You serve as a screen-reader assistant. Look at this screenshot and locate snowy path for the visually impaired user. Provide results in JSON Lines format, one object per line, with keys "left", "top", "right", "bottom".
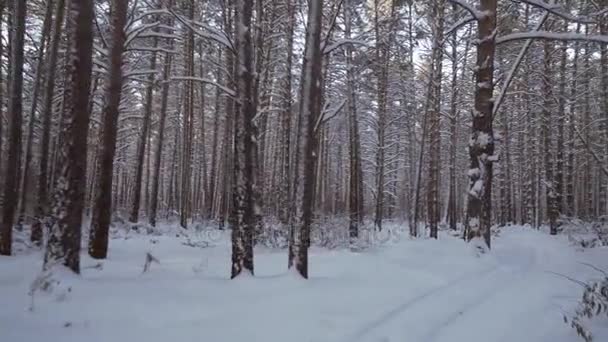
{"left": 1, "top": 226, "right": 607, "bottom": 342}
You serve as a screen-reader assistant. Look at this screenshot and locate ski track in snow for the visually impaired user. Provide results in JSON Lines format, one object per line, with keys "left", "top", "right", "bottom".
{"left": 345, "top": 239, "right": 541, "bottom": 342}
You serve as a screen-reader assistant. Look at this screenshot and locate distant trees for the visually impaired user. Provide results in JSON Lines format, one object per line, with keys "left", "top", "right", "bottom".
{"left": 0, "top": 0, "right": 606, "bottom": 272}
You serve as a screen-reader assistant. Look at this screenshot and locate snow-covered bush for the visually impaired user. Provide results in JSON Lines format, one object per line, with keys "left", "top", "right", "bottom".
{"left": 565, "top": 275, "right": 608, "bottom": 342}
{"left": 562, "top": 218, "right": 608, "bottom": 249}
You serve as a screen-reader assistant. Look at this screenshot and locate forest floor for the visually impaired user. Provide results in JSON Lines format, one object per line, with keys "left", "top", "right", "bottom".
{"left": 1, "top": 224, "right": 607, "bottom": 342}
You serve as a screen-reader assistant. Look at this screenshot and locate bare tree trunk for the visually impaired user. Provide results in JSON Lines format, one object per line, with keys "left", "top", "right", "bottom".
{"left": 279, "top": 0, "right": 295, "bottom": 225}
{"left": 427, "top": 0, "right": 444, "bottom": 239}
{"left": 44, "top": 0, "right": 94, "bottom": 273}
{"left": 373, "top": 0, "right": 396, "bottom": 231}
{"left": 345, "top": 0, "right": 362, "bottom": 239}
{"left": 542, "top": 29, "right": 558, "bottom": 235}
{"left": 149, "top": 0, "right": 174, "bottom": 227}
{"left": 0, "top": 0, "right": 26, "bottom": 255}
{"left": 179, "top": 0, "right": 195, "bottom": 229}
{"left": 601, "top": 2, "right": 608, "bottom": 217}
{"left": 88, "top": 0, "right": 129, "bottom": 259}
{"left": 207, "top": 47, "right": 222, "bottom": 219}
{"left": 289, "top": 0, "right": 323, "bottom": 278}
{"left": 0, "top": 2, "right": 5, "bottom": 195}
{"left": 231, "top": 0, "right": 257, "bottom": 278}
{"left": 129, "top": 38, "right": 158, "bottom": 224}
{"left": 464, "top": 0, "right": 496, "bottom": 249}
{"left": 566, "top": 23, "right": 581, "bottom": 217}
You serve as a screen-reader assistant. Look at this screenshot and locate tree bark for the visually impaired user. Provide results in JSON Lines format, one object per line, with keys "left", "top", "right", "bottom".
{"left": 44, "top": 0, "right": 95, "bottom": 273}
{"left": 465, "top": 0, "right": 496, "bottom": 249}
{"left": 288, "top": 0, "right": 323, "bottom": 279}
{"left": 88, "top": 0, "right": 129, "bottom": 259}
{"left": 0, "top": 0, "right": 26, "bottom": 255}
{"left": 231, "top": 0, "right": 257, "bottom": 278}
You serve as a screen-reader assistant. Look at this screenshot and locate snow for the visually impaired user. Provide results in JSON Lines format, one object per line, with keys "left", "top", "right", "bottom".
{"left": 1, "top": 225, "right": 607, "bottom": 342}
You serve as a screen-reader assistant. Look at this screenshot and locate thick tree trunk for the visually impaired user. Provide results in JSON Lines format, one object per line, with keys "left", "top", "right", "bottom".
{"left": 465, "top": 0, "right": 496, "bottom": 249}
{"left": 44, "top": 0, "right": 94, "bottom": 273}
{"left": 289, "top": 0, "right": 323, "bottom": 278}
{"left": 231, "top": 0, "right": 257, "bottom": 278}
{"left": 88, "top": 0, "right": 129, "bottom": 259}
{"left": 0, "top": 0, "right": 26, "bottom": 255}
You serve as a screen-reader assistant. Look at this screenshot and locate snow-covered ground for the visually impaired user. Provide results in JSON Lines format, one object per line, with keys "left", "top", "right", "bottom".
{"left": 1, "top": 225, "right": 607, "bottom": 342}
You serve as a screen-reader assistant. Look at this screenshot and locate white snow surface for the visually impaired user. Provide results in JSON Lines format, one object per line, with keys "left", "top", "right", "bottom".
{"left": 1, "top": 225, "right": 607, "bottom": 342}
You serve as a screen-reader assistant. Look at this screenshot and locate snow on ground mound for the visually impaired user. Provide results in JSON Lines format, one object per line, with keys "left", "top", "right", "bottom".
{"left": 1, "top": 225, "right": 607, "bottom": 342}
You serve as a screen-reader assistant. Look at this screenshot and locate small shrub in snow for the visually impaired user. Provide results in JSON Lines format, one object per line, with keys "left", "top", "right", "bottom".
{"left": 142, "top": 252, "right": 160, "bottom": 273}
{"left": 28, "top": 266, "right": 76, "bottom": 311}
{"left": 565, "top": 274, "right": 608, "bottom": 342}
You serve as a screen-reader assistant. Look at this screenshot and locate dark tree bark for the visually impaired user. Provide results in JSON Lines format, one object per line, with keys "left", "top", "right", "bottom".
{"left": 44, "top": 0, "right": 95, "bottom": 273}
{"left": 427, "top": 0, "right": 444, "bottom": 239}
{"left": 345, "top": 0, "right": 362, "bottom": 239}
{"left": 288, "top": 0, "right": 323, "bottom": 278}
{"left": 179, "top": 0, "right": 195, "bottom": 229}
{"left": 88, "top": 0, "right": 130, "bottom": 259}
{"left": 231, "top": 0, "right": 257, "bottom": 278}
{"left": 464, "top": 0, "right": 496, "bottom": 249}
{"left": 0, "top": 0, "right": 26, "bottom": 256}
{"left": 149, "top": 0, "right": 174, "bottom": 227}
{"left": 542, "top": 32, "right": 558, "bottom": 235}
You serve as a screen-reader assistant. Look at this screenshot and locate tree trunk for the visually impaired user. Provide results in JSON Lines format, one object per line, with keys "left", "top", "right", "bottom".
{"left": 231, "top": 0, "right": 257, "bottom": 278}
{"left": 465, "top": 0, "right": 496, "bottom": 249}
{"left": 179, "top": 0, "right": 195, "bottom": 229}
{"left": 44, "top": 0, "right": 94, "bottom": 273}
{"left": 129, "top": 38, "right": 158, "bottom": 224}
{"left": 288, "top": 0, "right": 323, "bottom": 279}
{"left": 279, "top": 0, "right": 295, "bottom": 225}
{"left": 427, "top": 0, "right": 444, "bottom": 239}
{"left": 0, "top": 0, "right": 26, "bottom": 255}
{"left": 149, "top": 0, "right": 174, "bottom": 227}
{"left": 88, "top": 0, "right": 129, "bottom": 259}
{"left": 345, "top": 0, "right": 362, "bottom": 240}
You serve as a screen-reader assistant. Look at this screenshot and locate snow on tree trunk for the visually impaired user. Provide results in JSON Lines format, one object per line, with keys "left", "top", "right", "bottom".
{"left": 231, "top": 0, "right": 257, "bottom": 278}
{"left": 465, "top": 0, "right": 497, "bottom": 249}
{"left": 44, "top": 0, "right": 95, "bottom": 273}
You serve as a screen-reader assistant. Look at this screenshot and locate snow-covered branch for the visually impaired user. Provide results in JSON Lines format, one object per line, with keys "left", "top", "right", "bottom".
{"left": 447, "top": 0, "right": 482, "bottom": 20}
{"left": 496, "top": 31, "right": 608, "bottom": 45}
{"left": 323, "top": 39, "right": 369, "bottom": 54}
{"left": 169, "top": 76, "right": 236, "bottom": 98}
{"left": 515, "top": 0, "right": 596, "bottom": 24}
